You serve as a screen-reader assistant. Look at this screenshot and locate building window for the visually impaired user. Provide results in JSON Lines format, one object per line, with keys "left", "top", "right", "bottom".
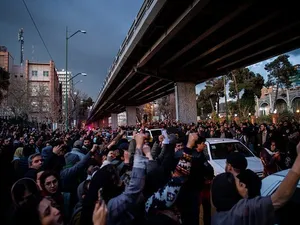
{"left": 32, "top": 70, "right": 38, "bottom": 76}
{"left": 20, "top": 74, "right": 23, "bottom": 78}
{"left": 43, "top": 71, "right": 49, "bottom": 77}
{"left": 14, "top": 75, "right": 17, "bottom": 78}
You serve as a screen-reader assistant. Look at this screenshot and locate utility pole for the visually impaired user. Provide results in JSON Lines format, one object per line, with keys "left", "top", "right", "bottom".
{"left": 18, "top": 28, "right": 24, "bottom": 65}
{"left": 65, "top": 26, "right": 69, "bottom": 131}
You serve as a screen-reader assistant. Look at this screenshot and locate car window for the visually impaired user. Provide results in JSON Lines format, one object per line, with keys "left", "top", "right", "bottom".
{"left": 209, "top": 142, "right": 254, "bottom": 159}
{"left": 127, "top": 131, "right": 133, "bottom": 136}
{"left": 150, "top": 130, "right": 162, "bottom": 138}
{"left": 203, "top": 145, "right": 210, "bottom": 160}
{"left": 273, "top": 187, "right": 300, "bottom": 225}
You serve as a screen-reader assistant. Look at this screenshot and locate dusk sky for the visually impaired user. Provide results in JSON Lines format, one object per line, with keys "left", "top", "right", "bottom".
{"left": 1, "top": 0, "right": 300, "bottom": 101}
{"left": 0, "top": 0, "right": 143, "bottom": 100}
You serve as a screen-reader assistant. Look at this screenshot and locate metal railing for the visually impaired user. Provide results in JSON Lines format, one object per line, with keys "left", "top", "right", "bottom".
{"left": 91, "top": 0, "right": 155, "bottom": 112}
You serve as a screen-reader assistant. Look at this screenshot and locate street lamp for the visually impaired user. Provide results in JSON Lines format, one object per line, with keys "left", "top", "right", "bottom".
{"left": 73, "top": 79, "right": 83, "bottom": 86}
{"left": 68, "top": 72, "right": 87, "bottom": 82}
{"left": 65, "top": 27, "right": 86, "bottom": 130}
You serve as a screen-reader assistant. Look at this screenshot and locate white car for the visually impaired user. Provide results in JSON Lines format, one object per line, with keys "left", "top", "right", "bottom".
{"left": 126, "top": 130, "right": 134, "bottom": 141}
{"left": 138, "top": 128, "right": 162, "bottom": 143}
{"left": 204, "top": 138, "right": 264, "bottom": 177}
{"left": 261, "top": 169, "right": 300, "bottom": 223}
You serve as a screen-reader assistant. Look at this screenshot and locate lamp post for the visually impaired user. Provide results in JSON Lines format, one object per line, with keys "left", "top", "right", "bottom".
{"left": 65, "top": 27, "right": 86, "bottom": 131}
{"left": 65, "top": 72, "right": 87, "bottom": 130}
{"left": 73, "top": 79, "right": 83, "bottom": 86}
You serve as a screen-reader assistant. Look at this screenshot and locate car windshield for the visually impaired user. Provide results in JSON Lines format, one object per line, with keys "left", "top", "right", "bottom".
{"left": 150, "top": 130, "right": 162, "bottom": 137}
{"left": 209, "top": 142, "right": 254, "bottom": 159}
{"left": 127, "top": 131, "right": 133, "bottom": 136}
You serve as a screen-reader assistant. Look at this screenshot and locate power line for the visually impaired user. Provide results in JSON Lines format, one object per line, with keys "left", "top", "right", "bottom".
{"left": 21, "top": 0, "right": 53, "bottom": 61}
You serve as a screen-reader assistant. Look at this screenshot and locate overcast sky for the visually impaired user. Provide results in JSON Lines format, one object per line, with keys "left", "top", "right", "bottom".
{"left": 1, "top": 0, "right": 300, "bottom": 100}
{"left": 0, "top": 0, "right": 143, "bottom": 100}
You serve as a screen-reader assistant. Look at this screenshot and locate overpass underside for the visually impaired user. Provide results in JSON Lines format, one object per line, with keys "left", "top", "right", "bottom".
{"left": 89, "top": 0, "right": 300, "bottom": 123}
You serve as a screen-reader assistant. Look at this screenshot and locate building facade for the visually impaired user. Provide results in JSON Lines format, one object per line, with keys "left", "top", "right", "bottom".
{"left": 0, "top": 46, "right": 13, "bottom": 73}
{"left": 255, "top": 86, "right": 300, "bottom": 116}
{"left": 57, "top": 69, "right": 73, "bottom": 117}
{"left": 25, "top": 60, "right": 62, "bottom": 123}
{"left": 291, "top": 64, "right": 300, "bottom": 87}
{"left": 0, "top": 46, "right": 14, "bottom": 118}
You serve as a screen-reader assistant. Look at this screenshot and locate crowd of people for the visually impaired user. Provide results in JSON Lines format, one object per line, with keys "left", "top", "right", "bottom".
{"left": 0, "top": 118, "right": 300, "bottom": 225}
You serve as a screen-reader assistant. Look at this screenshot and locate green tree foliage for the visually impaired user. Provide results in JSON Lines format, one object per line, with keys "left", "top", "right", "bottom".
{"left": 197, "top": 78, "right": 224, "bottom": 115}
{"left": 229, "top": 68, "right": 264, "bottom": 115}
{"left": 265, "top": 54, "right": 296, "bottom": 112}
{"left": 0, "top": 67, "right": 10, "bottom": 103}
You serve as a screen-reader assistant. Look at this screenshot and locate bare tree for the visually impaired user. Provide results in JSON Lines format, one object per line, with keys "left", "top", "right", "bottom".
{"left": 7, "top": 78, "right": 30, "bottom": 118}
{"left": 156, "top": 94, "right": 176, "bottom": 120}
{"left": 69, "top": 89, "right": 88, "bottom": 126}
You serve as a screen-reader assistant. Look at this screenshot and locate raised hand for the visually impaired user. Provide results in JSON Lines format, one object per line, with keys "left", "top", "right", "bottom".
{"left": 93, "top": 201, "right": 107, "bottom": 225}
{"left": 187, "top": 132, "right": 198, "bottom": 148}
{"left": 91, "top": 144, "right": 98, "bottom": 153}
{"left": 124, "top": 150, "right": 130, "bottom": 164}
{"left": 143, "top": 144, "right": 152, "bottom": 160}
{"left": 53, "top": 145, "right": 63, "bottom": 156}
{"left": 135, "top": 133, "right": 146, "bottom": 150}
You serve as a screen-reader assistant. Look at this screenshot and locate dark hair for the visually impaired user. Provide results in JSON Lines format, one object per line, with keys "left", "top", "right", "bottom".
{"left": 10, "top": 179, "right": 42, "bottom": 225}
{"left": 212, "top": 172, "right": 242, "bottom": 212}
{"left": 83, "top": 137, "right": 90, "bottom": 142}
{"left": 236, "top": 169, "right": 262, "bottom": 198}
{"left": 195, "top": 136, "right": 206, "bottom": 145}
{"left": 23, "top": 145, "right": 36, "bottom": 157}
{"left": 11, "top": 178, "right": 40, "bottom": 207}
{"left": 39, "top": 171, "right": 59, "bottom": 193}
{"left": 226, "top": 152, "right": 248, "bottom": 171}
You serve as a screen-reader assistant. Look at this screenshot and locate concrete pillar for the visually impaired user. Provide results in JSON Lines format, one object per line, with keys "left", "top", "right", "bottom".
{"left": 126, "top": 106, "right": 136, "bottom": 126}
{"left": 111, "top": 113, "right": 118, "bottom": 130}
{"left": 286, "top": 89, "right": 292, "bottom": 111}
{"left": 101, "top": 117, "right": 109, "bottom": 128}
{"left": 175, "top": 82, "right": 197, "bottom": 124}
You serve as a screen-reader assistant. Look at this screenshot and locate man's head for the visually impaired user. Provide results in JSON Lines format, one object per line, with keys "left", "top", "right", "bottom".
{"left": 83, "top": 138, "right": 91, "bottom": 149}
{"left": 73, "top": 140, "right": 83, "bottom": 149}
{"left": 211, "top": 172, "right": 242, "bottom": 212}
{"left": 270, "top": 141, "right": 276, "bottom": 152}
{"left": 195, "top": 136, "right": 206, "bottom": 152}
{"left": 28, "top": 153, "right": 43, "bottom": 170}
{"left": 260, "top": 124, "right": 266, "bottom": 132}
{"left": 29, "top": 138, "right": 35, "bottom": 145}
{"left": 236, "top": 169, "right": 262, "bottom": 199}
{"left": 19, "top": 136, "right": 25, "bottom": 143}
{"left": 3, "top": 138, "right": 10, "bottom": 146}
{"left": 225, "top": 152, "right": 247, "bottom": 176}
{"left": 175, "top": 141, "right": 184, "bottom": 152}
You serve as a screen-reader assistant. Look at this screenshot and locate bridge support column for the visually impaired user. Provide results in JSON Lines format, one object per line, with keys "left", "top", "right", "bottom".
{"left": 126, "top": 106, "right": 136, "bottom": 126}
{"left": 111, "top": 113, "right": 118, "bottom": 130}
{"left": 101, "top": 117, "right": 109, "bottom": 128}
{"left": 175, "top": 82, "right": 197, "bottom": 124}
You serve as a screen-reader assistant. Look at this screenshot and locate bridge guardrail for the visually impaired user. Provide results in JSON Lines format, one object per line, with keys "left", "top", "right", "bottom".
{"left": 91, "top": 0, "right": 155, "bottom": 112}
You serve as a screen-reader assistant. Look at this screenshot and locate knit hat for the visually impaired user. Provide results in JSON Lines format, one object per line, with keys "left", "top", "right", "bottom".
{"left": 226, "top": 152, "right": 248, "bottom": 171}
{"left": 65, "top": 152, "right": 80, "bottom": 166}
{"left": 211, "top": 172, "right": 242, "bottom": 212}
{"left": 236, "top": 169, "right": 261, "bottom": 198}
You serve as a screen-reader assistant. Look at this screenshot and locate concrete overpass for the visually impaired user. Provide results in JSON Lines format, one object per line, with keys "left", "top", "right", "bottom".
{"left": 87, "top": 0, "right": 300, "bottom": 127}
